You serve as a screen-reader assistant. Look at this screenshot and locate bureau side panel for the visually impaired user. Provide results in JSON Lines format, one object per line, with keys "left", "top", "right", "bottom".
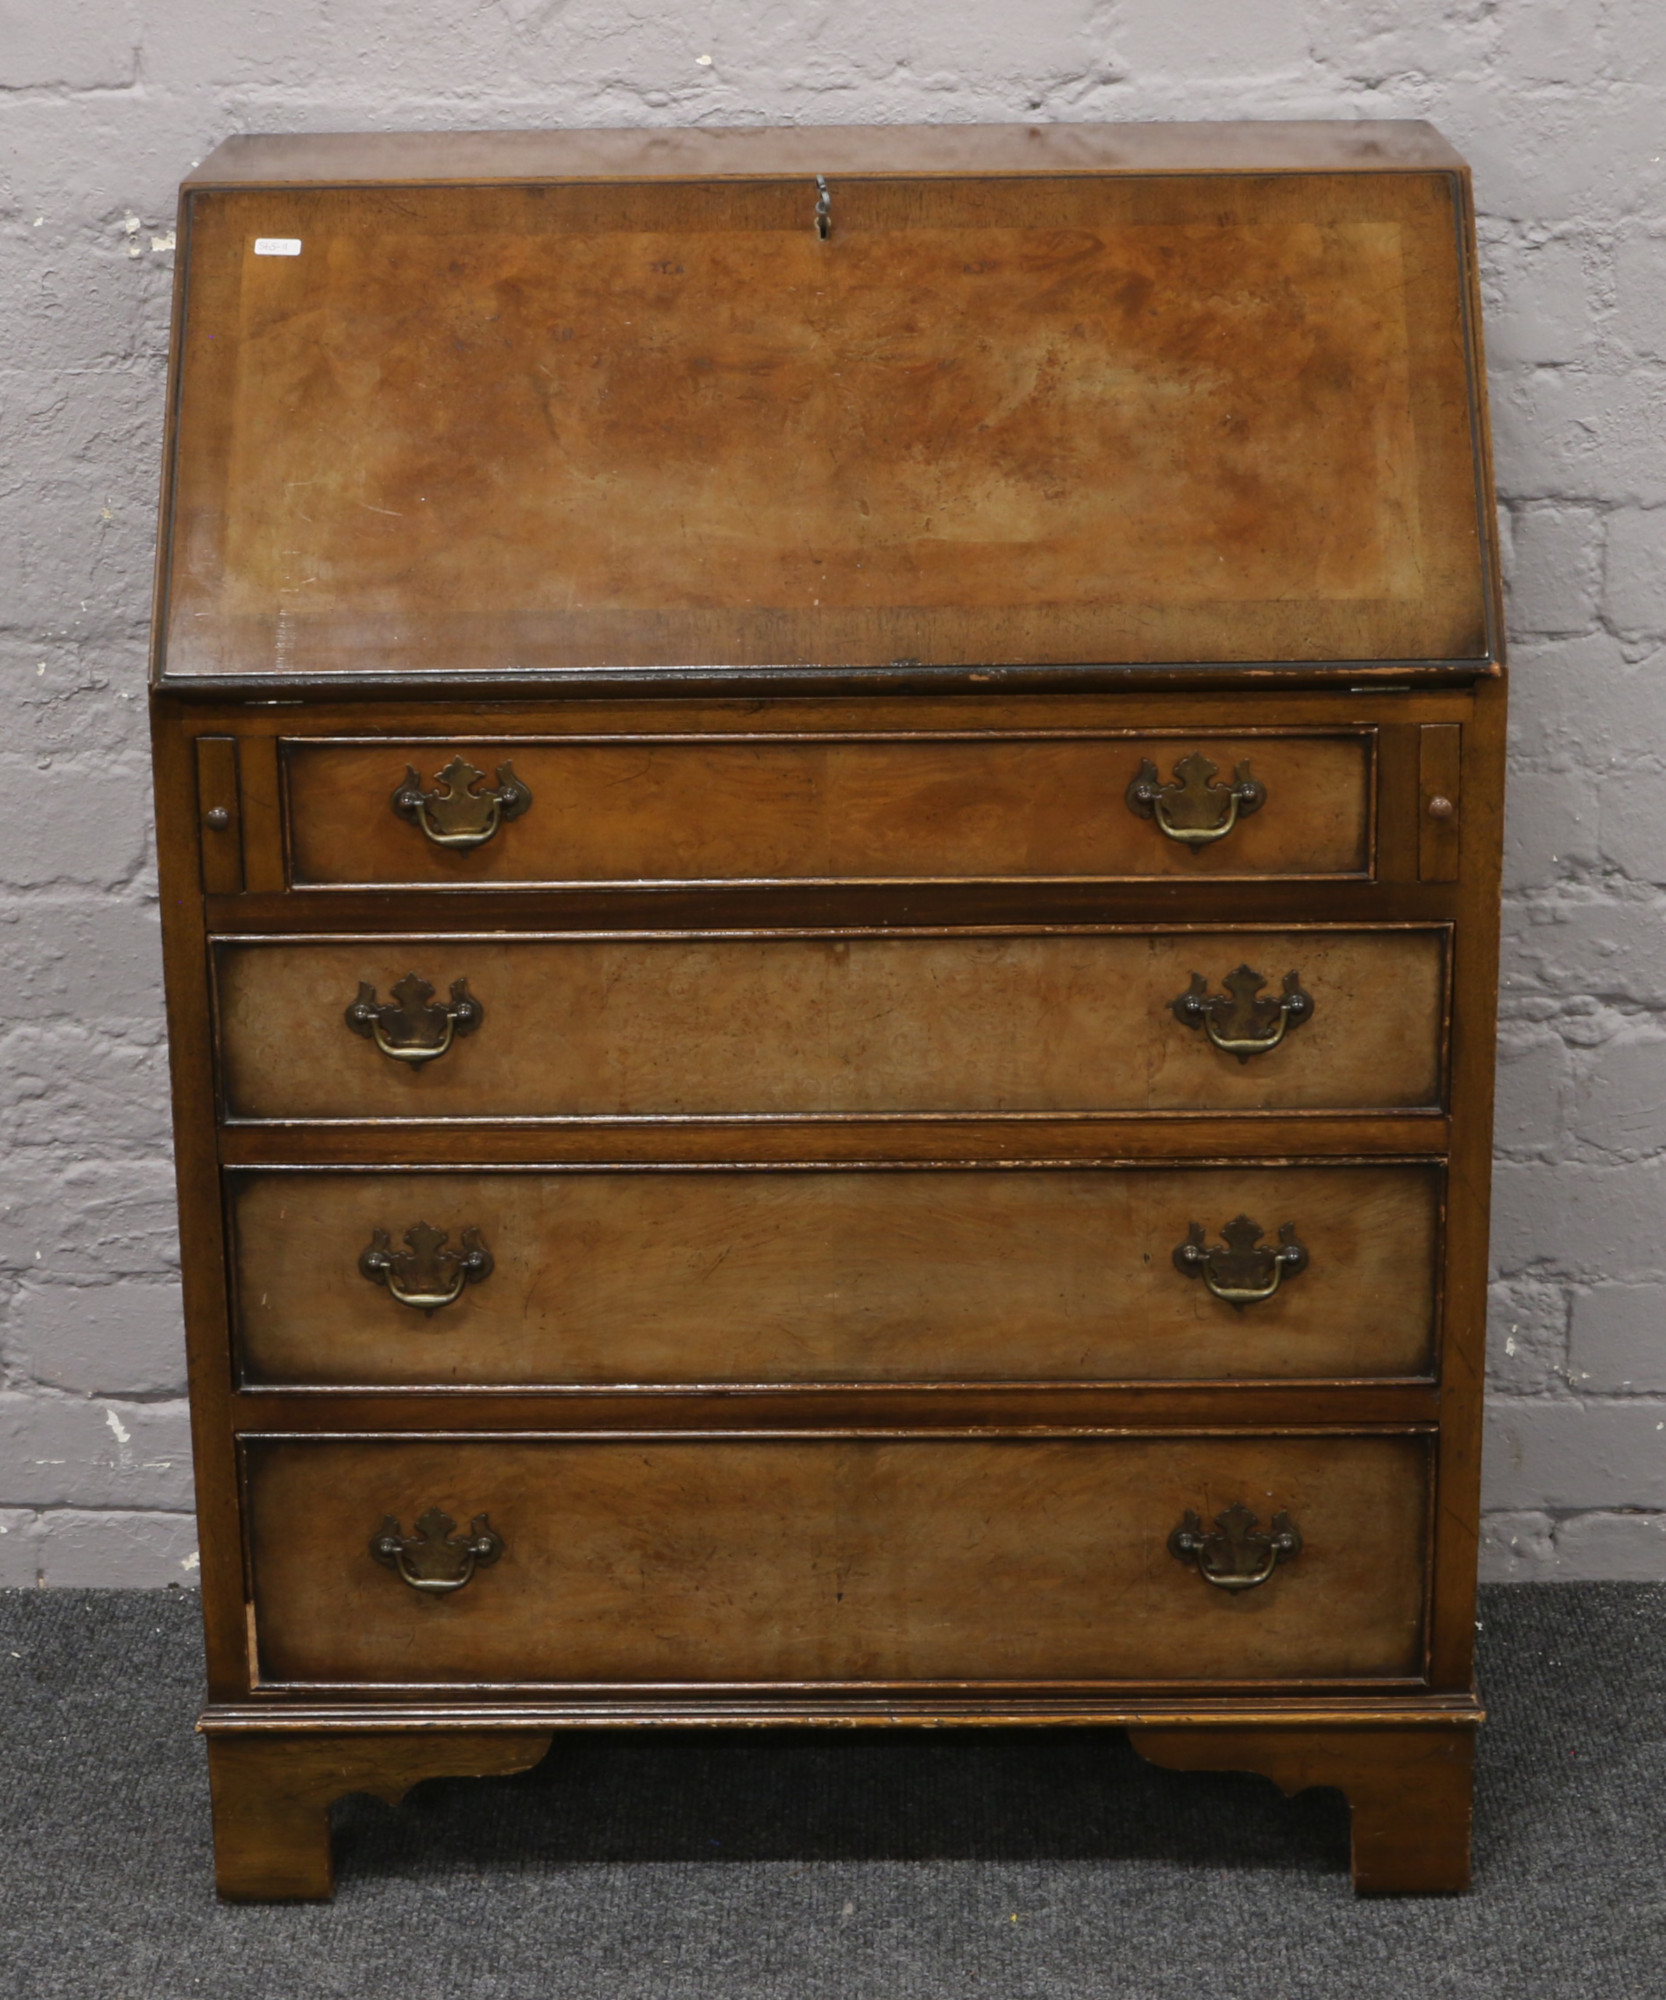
{"left": 1426, "top": 673, "right": 1504, "bottom": 1687}
{"left": 149, "top": 705, "right": 249, "bottom": 1694}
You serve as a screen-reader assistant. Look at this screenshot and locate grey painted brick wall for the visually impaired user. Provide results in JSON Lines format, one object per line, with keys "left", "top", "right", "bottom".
{"left": 2, "top": 1, "right": 1664, "bottom": 1586}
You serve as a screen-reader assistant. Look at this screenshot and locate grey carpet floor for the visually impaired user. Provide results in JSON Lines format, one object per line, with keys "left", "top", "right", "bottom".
{"left": 2, "top": 1585, "right": 1662, "bottom": 1999}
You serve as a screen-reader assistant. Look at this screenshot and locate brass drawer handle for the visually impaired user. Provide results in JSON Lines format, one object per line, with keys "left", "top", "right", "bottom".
{"left": 1126, "top": 752, "right": 1265, "bottom": 848}
{"left": 371, "top": 1508, "right": 504, "bottom": 1595}
{"left": 392, "top": 755, "right": 533, "bottom": 851}
{"left": 360, "top": 1222, "right": 493, "bottom": 1314}
{"left": 1170, "top": 963, "right": 1313, "bottom": 1061}
{"left": 345, "top": 972, "right": 483, "bottom": 1065}
{"left": 1168, "top": 1503, "right": 1302, "bottom": 1593}
{"left": 1174, "top": 1215, "right": 1308, "bottom": 1306}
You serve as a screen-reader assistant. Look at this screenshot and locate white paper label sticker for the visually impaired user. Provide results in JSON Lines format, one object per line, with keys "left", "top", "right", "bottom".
{"left": 253, "top": 237, "right": 302, "bottom": 256}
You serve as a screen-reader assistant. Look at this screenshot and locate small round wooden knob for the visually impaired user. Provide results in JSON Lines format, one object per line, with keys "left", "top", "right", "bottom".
{"left": 1426, "top": 795, "right": 1455, "bottom": 820}
{"left": 204, "top": 807, "right": 231, "bottom": 831}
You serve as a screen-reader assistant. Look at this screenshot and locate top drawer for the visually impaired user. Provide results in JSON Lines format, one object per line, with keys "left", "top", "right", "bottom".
{"left": 283, "top": 732, "right": 1373, "bottom": 888}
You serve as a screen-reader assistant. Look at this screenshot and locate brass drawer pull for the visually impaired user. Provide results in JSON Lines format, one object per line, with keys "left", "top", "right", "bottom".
{"left": 1174, "top": 1215, "right": 1308, "bottom": 1306}
{"left": 360, "top": 1222, "right": 493, "bottom": 1314}
{"left": 1170, "top": 963, "right": 1312, "bottom": 1061}
{"left": 345, "top": 972, "right": 482, "bottom": 1065}
{"left": 392, "top": 754, "right": 533, "bottom": 851}
{"left": 1168, "top": 1503, "right": 1302, "bottom": 1593}
{"left": 370, "top": 1508, "right": 504, "bottom": 1595}
{"left": 1126, "top": 751, "right": 1265, "bottom": 848}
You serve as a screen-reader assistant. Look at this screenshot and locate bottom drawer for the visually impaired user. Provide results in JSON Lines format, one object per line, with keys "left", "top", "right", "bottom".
{"left": 244, "top": 1434, "right": 1430, "bottom": 1689}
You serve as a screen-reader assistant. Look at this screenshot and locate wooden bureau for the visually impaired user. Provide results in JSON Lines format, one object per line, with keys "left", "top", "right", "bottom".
{"left": 149, "top": 122, "right": 1504, "bottom": 1899}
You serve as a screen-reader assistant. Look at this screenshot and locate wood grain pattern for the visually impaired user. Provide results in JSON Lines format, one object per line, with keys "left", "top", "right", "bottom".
{"left": 231, "top": 1162, "right": 1440, "bottom": 1386}
{"left": 284, "top": 734, "right": 1372, "bottom": 886}
{"left": 163, "top": 169, "right": 1485, "bottom": 679}
{"left": 214, "top": 928, "right": 1449, "bottom": 1122}
{"left": 244, "top": 1432, "right": 1431, "bottom": 1688}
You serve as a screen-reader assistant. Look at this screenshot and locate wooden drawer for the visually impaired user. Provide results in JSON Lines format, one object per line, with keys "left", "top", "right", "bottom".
{"left": 283, "top": 732, "right": 1373, "bottom": 887}
{"left": 243, "top": 1432, "right": 1431, "bottom": 1688}
{"left": 214, "top": 928, "right": 1448, "bottom": 1122}
{"left": 232, "top": 1162, "right": 1440, "bottom": 1387}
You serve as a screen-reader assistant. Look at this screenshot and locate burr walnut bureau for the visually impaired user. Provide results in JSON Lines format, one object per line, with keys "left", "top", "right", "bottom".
{"left": 148, "top": 122, "right": 1505, "bottom": 1899}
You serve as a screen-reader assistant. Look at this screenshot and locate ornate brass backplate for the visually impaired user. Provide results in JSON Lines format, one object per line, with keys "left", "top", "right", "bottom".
{"left": 344, "top": 972, "right": 483, "bottom": 1065}
{"left": 1170, "top": 963, "right": 1313, "bottom": 1061}
{"left": 370, "top": 1508, "right": 504, "bottom": 1595}
{"left": 391, "top": 755, "right": 533, "bottom": 851}
{"left": 1125, "top": 751, "right": 1266, "bottom": 848}
{"left": 1174, "top": 1214, "right": 1309, "bottom": 1307}
{"left": 1168, "top": 1503, "right": 1303, "bottom": 1592}
{"left": 360, "top": 1222, "right": 493, "bottom": 1314}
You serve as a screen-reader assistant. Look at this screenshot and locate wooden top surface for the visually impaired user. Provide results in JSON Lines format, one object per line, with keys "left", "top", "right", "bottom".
{"left": 157, "top": 125, "right": 1494, "bottom": 688}
{"left": 185, "top": 121, "right": 1469, "bottom": 189}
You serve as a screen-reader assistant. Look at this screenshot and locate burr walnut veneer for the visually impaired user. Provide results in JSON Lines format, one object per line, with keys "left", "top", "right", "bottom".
{"left": 150, "top": 123, "right": 1503, "bottom": 1901}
